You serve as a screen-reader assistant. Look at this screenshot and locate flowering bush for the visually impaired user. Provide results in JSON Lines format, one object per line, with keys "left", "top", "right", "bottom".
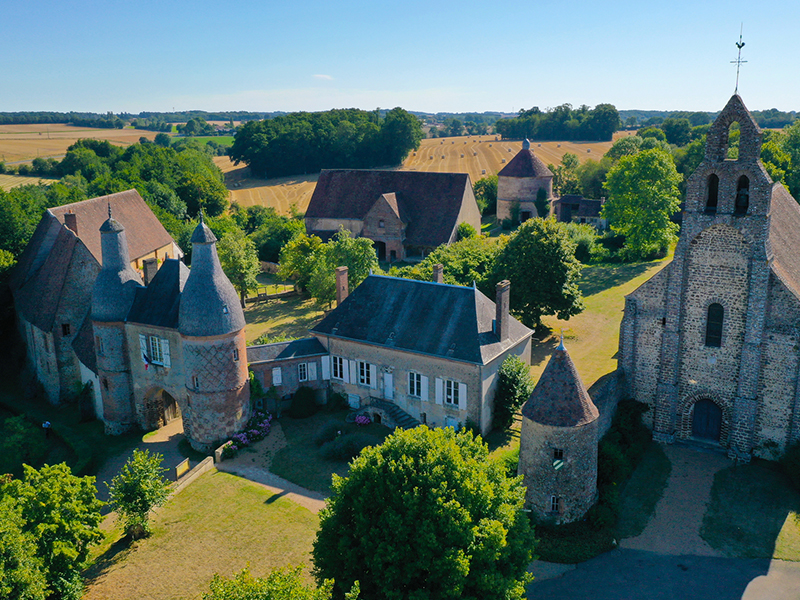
{"left": 221, "top": 442, "right": 238, "bottom": 460}
{"left": 355, "top": 414, "right": 371, "bottom": 426}
{"left": 220, "top": 412, "right": 273, "bottom": 458}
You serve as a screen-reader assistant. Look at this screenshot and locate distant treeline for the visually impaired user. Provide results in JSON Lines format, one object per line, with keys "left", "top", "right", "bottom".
{"left": 495, "top": 104, "right": 621, "bottom": 142}
{"left": 0, "top": 110, "right": 284, "bottom": 127}
{"left": 619, "top": 108, "right": 796, "bottom": 129}
{"left": 0, "top": 112, "right": 124, "bottom": 128}
{"left": 422, "top": 112, "right": 509, "bottom": 126}
{"left": 229, "top": 107, "right": 424, "bottom": 178}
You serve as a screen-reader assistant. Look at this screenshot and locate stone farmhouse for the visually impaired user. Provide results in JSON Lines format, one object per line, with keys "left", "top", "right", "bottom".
{"left": 305, "top": 169, "right": 481, "bottom": 261}
{"left": 249, "top": 268, "right": 533, "bottom": 436}
{"left": 620, "top": 94, "right": 800, "bottom": 461}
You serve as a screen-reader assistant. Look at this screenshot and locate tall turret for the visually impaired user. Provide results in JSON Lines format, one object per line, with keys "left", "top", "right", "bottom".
{"left": 518, "top": 339, "right": 599, "bottom": 523}
{"left": 179, "top": 215, "right": 250, "bottom": 452}
{"left": 92, "top": 205, "right": 143, "bottom": 434}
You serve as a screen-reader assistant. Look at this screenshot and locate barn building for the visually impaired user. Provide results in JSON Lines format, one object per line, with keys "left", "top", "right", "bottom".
{"left": 496, "top": 139, "right": 554, "bottom": 222}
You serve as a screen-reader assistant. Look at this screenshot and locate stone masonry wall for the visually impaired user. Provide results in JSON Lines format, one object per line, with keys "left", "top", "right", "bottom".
{"left": 497, "top": 176, "right": 552, "bottom": 221}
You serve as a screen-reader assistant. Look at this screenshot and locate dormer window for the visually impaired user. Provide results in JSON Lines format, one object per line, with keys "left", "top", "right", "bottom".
{"left": 222, "top": 304, "right": 229, "bottom": 315}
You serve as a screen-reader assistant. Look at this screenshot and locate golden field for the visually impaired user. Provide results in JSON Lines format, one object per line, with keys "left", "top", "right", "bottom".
{"left": 0, "top": 123, "right": 159, "bottom": 163}
{"left": 217, "top": 131, "right": 633, "bottom": 214}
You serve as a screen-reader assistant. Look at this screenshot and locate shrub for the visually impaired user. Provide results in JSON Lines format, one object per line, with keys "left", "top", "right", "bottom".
{"left": 327, "top": 391, "right": 348, "bottom": 411}
{"left": 314, "top": 423, "right": 343, "bottom": 447}
{"left": 493, "top": 354, "right": 535, "bottom": 430}
{"left": 564, "top": 222, "right": 598, "bottom": 263}
{"left": 320, "top": 433, "right": 373, "bottom": 461}
{"left": 456, "top": 222, "right": 477, "bottom": 240}
{"left": 289, "top": 386, "right": 318, "bottom": 419}
{"left": 354, "top": 414, "right": 371, "bottom": 426}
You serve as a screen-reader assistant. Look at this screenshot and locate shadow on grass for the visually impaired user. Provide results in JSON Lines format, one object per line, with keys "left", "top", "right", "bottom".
{"left": 83, "top": 534, "right": 134, "bottom": 582}
{"left": 701, "top": 460, "right": 800, "bottom": 559}
{"left": 578, "top": 262, "right": 655, "bottom": 297}
{"left": 616, "top": 442, "right": 672, "bottom": 539}
{"left": 244, "top": 294, "right": 325, "bottom": 341}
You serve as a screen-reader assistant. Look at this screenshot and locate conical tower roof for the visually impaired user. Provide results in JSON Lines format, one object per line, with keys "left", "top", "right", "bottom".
{"left": 91, "top": 205, "right": 143, "bottom": 322}
{"left": 178, "top": 216, "right": 245, "bottom": 337}
{"left": 498, "top": 143, "right": 553, "bottom": 178}
{"left": 521, "top": 340, "right": 599, "bottom": 427}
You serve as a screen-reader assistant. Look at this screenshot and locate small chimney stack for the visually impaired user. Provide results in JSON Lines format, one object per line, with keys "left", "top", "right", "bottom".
{"left": 495, "top": 280, "right": 511, "bottom": 342}
{"left": 335, "top": 266, "right": 349, "bottom": 306}
{"left": 64, "top": 211, "right": 78, "bottom": 236}
{"left": 432, "top": 263, "right": 444, "bottom": 284}
{"left": 143, "top": 257, "right": 159, "bottom": 286}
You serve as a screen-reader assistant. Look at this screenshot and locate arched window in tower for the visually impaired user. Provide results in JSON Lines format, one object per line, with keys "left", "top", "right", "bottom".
{"left": 726, "top": 121, "right": 741, "bottom": 160}
{"left": 734, "top": 175, "right": 750, "bottom": 216}
{"left": 705, "top": 174, "right": 719, "bottom": 214}
{"left": 705, "top": 303, "right": 724, "bottom": 347}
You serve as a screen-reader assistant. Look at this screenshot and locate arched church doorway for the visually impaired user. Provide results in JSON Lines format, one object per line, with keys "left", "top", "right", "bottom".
{"left": 144, "top": 388, "right": 181, "bottom": 429}
{"left": 692, "top": 399, "right": 722, "bottom": 441}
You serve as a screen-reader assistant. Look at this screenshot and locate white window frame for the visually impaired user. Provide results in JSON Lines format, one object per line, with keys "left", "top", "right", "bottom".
{"left": 358, "top": 360, "right": 371, "bottom": 387}
{"left": 298, "top": 362, "right": 308, "bottom": 382}
{"left": 332, "top": 356, "right": 344, "bottom": 380}
{"left": 149, "top": 336, "right": 163, "bottom": 364}
{"left": 408, "top": 371, "right": 422, "bottom": 398}
{"left": 550, "top": 495, "right": 561, "bottom": 514}
{"left": 444, "top": 379, "right": 459, "bottom": 406}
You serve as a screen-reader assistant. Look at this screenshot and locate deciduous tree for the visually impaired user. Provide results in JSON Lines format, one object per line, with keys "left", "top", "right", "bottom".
{"left": 491, "top": 218, "right": 584, "bottom": 329}
{"left": 313, "top": 426, "right": 534, "bottom": 600}
{"left": 108, "top": 449, "right": 171, "bottom": 540}
{"left": 472, "top": 174, "right": 498, "bottom": 215}
{"left": 493, "top": 354, "right": 535, "bottom": 430}
{"left": 602, "top": 148, "right": 681, "bottom": 260}
{"left": 217, "top": 228, "right": 262, "bottom": 307}
{"left": 0, "top": 492, "right": 47, "bottom": 600}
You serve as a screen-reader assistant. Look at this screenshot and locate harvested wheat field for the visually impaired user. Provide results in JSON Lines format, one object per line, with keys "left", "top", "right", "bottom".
{"left": 0, "top": 123, "right": 160, "bottom": 163}
{"left": 0, "top": 173, "right": 55, "bottom": 191}
{"left": 216, "top": 131, "right": 634, "bottom": 215}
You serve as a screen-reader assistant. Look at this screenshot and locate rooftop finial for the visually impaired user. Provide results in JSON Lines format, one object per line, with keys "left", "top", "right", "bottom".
{"left": 107, "top": 202, "right": 112, "bottom": 220}
{"left": 199, "top": 207, "right": 205, "bottom": 224}
{"left": 731, "top": 24, "right": 747, "bottom": 94}
{"left": 557, "top": 329, "right": 566, "bottom": 351}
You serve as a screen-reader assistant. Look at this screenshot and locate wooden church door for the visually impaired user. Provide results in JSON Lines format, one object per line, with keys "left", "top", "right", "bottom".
{"left": 692, "top": 399, "right": 722, "bottom": 441}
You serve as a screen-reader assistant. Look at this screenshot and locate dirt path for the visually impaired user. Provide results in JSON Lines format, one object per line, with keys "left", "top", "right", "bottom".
{"left": 620, "top": 444, "right": 731, "bottom": 556}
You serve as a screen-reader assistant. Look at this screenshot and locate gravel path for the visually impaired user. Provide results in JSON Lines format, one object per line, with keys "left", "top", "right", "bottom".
{"left": 620, "top": 443, "right": 731, "bottom": 556}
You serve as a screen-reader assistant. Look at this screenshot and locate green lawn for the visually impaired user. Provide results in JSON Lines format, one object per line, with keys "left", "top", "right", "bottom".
{"left": 244, "top": 293, "right": 325, "bottom": 345}
{"left": 173, "top": 135, "right": 234, "bottom": 145}
{"left": 701, "top": 460, "right": 800, "bottom": 560}
{"left": 270, "top": 410, "right": 392, "bottom": 494}
{"left": 84, "top": 469, "right": 320, "bottom": 600}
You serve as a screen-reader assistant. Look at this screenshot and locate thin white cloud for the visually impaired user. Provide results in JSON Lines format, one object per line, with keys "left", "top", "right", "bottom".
{"left": 313, "top": 74, "right": 333, "bottom": 81}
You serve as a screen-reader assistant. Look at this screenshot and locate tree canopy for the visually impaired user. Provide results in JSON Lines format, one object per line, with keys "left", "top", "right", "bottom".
{"left": 495, "top": 103, "right": 620, "bottom": 142}
{"left": 312, "top": 426, "right": 534, "bottom": 600}
{"left": 217, "top": 228, "right": 262, "bottom": 307}
{"left": 493, "top": 354, "right": 535, "bottom": 430}
{"left": 229, "top": 107, "right": 423, "bottom": 178}
{"left": 108, "top": 449, "right": 171, "bottom": 540}
{"left": 602, "top": 148, "right": 681, "bottom": 260}
{"left": 491, "top": 218, "right": 584, "bottom": 329}
{"left": 472, "top": 175, "right": 498, "bottom": 215}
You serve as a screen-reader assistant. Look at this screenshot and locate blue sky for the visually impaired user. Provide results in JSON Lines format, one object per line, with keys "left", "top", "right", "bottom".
{"left": 2, "top": 0, "right": 797, "bottom": 114}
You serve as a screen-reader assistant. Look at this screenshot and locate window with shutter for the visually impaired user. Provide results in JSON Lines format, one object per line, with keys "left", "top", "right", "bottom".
{"left": 408, "top": 372, "right": 422, "bottom": 397}
{"left": 435, "top": 378, "right": 444, "bottom": 405}
{"left": 321, "top": 356, "right": 331, "bottom": 380}
{"left": 421, "top": 375, "right": 429, "bottom": 401}
{"left": 162, "top": 339, "right": 171, "bottom": 368}
{"left": 272, "top": 367, "right": 282, "bottom": 386}
{"left": 308, "top": 362, "right": 317, "bottom": 380}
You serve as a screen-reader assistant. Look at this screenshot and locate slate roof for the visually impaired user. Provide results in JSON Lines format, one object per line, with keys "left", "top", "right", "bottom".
{"left": 768, "top": 182, "right": 800, "bottom": 300}
{"left": 498, "top": 146, "right": 553, "bottom": 178}
{"left": 311, "top": 275, "right": 532, "bottom": 365}
{"left": 72, "top": 314, "right": 97, "bottom": 373}
{"left": 127, "top": 259, "right": 189, "bottom": 328}
{"left": 306, "top": 170, "right": 473, "bottom": 247}
{"left": 49, "top": 189, "right": 176, "bottom": 262}
{"left": 521, "top": 342, "right": 599, "bottom": 427}
{"left": 553, "top": 195, "right": 604, "bottom": 219}
{"left": 179, "top": 221, "right": 246, "bottom": 337}
{"left": 247, "top": 338, "right": 328, "bottom": 363}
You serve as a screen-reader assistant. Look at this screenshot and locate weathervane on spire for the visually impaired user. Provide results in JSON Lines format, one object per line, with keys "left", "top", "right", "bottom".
{"left": 731, "top": 24, "right": 746, "bottom": 94}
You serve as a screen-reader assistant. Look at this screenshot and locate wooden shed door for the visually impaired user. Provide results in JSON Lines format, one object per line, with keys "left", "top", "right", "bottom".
{"left": 692, "top": 399, "right": 722, "bottom": 441}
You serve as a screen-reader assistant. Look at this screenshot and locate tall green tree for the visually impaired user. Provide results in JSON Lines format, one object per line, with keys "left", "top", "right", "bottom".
{"left": 204, "top": 566, "right": 359, "bottom": 600}
{"left": 491, "top": 218, "right": 584, "bottom": 329}
{"left": 307, "top": 229, "right": 378, "bottom": 307}
{"left": 313, "top": 426, "right": 534, "bottom": 600}
{"left": 1, "top": 464, "right": 104, "bottom": 600}
{"left": 108, "top": 449, "right": 171, "bottom": 540}
{"left": 472, "top": 174, "right": 498, "bottom": 215}
{"left": 602, "top": 148, "right": 681, "bottom": 260}
{"left": 493, "top": 354, "right": 535, "bottom": 430}
{"left": 217, "top": 228, "right": 262, "bottom": 307}
{"left": 550, "top": 152, "right": 580, "bottom": 196}
{"left": 0, "top": 492, "right": 47, "bottom": 600}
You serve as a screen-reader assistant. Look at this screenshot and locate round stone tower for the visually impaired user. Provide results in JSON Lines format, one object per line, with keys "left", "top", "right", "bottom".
{"left": 92, "top": 205, "right": 143, "bottom": 434}
{"left": 179, "top": 215, "right": 250, "bottom": 452}
{"left": 518, "top": 339, "right": 599, "bottom": 523}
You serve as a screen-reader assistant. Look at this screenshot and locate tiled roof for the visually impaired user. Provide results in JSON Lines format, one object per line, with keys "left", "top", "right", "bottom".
{"left": 49, "top": 189, "right": 176, "bottom": 262}
{"left": 127, "top": 259, "right": 189, "bottom": 328}
{"left": 247, "top": 338, "right": 327, "bottom": 363}
{"left": 311, "top": 275, "right": 532, "bottom": 365}
{"left": 553, "top": 195, "right": 604, "bottom": 218}
{"left": 769, "top": 183, "right": 800, "bottom": 300}
{"left": 498, "top": 147, "right": 553, "bottom": 178}
{"left": 522, "top": 343, "right": 599, "bottom": 427}
{"left": 306, "top": 170, "right": 472, "bottom": 247}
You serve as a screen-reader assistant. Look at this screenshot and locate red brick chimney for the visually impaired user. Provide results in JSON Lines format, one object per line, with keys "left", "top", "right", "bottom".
{"left": 335, "top": 266, "right": 349, "bottom": 306}
{"left": 64, "top": 211, "right": 78, "bottom": 236}
{"left": 495, "top": 280, "right": 511, "bottom": 342}
{"left": 432, "top": 264, "right": 444, "bottom": 284}
{"left": 143, "top": 257, "right": 158, "bottom": 286}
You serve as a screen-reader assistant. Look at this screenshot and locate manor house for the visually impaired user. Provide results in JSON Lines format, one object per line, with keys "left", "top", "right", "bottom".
{"left": 620, "top": 95, "right": 800, "bottom": 461}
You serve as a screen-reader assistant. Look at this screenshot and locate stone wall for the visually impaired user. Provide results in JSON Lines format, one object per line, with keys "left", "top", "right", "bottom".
{"left": 497, "top": 176, "right": 552, "bottom": 221}
{"left": 362, "top": 199, "right": 406, "bottom": 261}
{"left": 94, "top": 321, "right": 135, "bottom": 434}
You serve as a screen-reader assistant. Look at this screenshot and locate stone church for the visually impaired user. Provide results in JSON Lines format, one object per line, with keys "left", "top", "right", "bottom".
{"left": 619, "top": 94, "right": 800, "bottom": 461}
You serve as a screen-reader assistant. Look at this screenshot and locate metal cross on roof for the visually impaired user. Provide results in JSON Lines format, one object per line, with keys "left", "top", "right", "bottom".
{"left": 731, "top": 25, "right": 747, "bottom": 94}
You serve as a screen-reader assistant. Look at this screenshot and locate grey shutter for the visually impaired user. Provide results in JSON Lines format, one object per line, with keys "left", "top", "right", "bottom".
{"left": 349, "top": 360, "right": 357, "bottom": 384}
{"left": 421, "top": 375, "right": 429, "bottom": 402}
{"left": 272, "top": 367, "right": 282, "bottom": 386}
{"left": 343, "top": 358, "right": 351, "bottom": 383}
{"left": 162, "top": 339, "right": 171, "bottom": 368}
{"left": 139, "top": 334, "right": 147, "bottom": 363}
{"left": 369, "top": 364, "right": 377, "bottom": 389}
{"left": 458, "top": 382, "right": 467, "bottom": 411}
{"left": 321, "top": 356, "right": 330, "bottom": 380}
{"left": 308, "top": 362, "right": 317, "bottom": 380}
{"left": 435, "top": 378, "right": 444, "bottom": 405}
{"left": 384, "top": 372, "right": 393, "bottom": 400}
